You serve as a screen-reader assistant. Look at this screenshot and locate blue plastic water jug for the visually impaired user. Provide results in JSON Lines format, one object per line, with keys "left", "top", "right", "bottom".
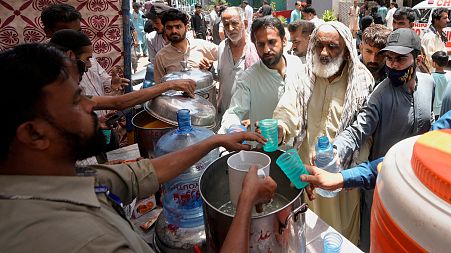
{"left": 154, "top": 109, "right": 218, "bottom": 227}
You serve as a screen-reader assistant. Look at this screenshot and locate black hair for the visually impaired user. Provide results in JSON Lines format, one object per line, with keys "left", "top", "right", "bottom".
{"left": 161, "top": 9, "right": 189, "bottom": 26}
{"left": 393, "top": 7, "right": 416, "bottom": 22}
{"left": 41, "top": 4, "right": 81, "bottom": 31}
{"left": 362, "top": 24, "right": 391, "bottom": 49}
{"left": 361, "top": 16, "right": 374, "bottom": 31}
{"left": 132, "top": 2, "right": 142, "bottom": 9}
{"left": 432, "top": 7, "right": 448, "bottom": 24}
{"left": 302, "top": 6, "right": 316, "bottom": 15}
{"left": 251, "top": 16, "right": 285, "bottom": 43}
{"left": 287, "top": 20, "right": 315, "bottom": 36}
{"left": 263, "top": 0, "right": 269, "bottom": 5}
{"left": 49, "top": 29, "right": 91, "bottom": 56}
{"left": 0, "top": 43, "right": 69, "bottom": 160}
{"left": 391, "top": 2, "right": 398, "bottom": 8}
{"left": 432, "top": 51, "right": 448, "bottom": 67}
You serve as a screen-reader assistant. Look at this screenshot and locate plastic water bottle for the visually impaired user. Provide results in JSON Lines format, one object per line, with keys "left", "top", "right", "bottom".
{"left": 154, "top": 109, "right": 218, "bottom": 228}
{"left": 315, "top": 136, "right": 341, "bottom": 198}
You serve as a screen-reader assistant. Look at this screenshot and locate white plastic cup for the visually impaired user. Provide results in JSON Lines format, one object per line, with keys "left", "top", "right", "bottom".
{"left": 227, "top": 151, "right": 271, "bottom": 207}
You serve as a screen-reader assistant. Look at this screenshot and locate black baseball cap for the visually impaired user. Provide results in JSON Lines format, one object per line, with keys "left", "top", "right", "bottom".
{"left": 195, "top": 4, "right": 202, "bottom": 8}
{"left": 378, "top": 28, "right": 421, "bottom": 55}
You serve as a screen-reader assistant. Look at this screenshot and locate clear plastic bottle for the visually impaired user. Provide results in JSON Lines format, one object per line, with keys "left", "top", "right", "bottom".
{"left": 154, "top": 109, "right": 218, "bottom": 228}
{"left": 315, "top": 136, "right": 341, "bottom": 198}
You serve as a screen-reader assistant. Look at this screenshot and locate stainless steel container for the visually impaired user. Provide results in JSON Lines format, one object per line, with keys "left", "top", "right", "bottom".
{"left": 131, "top": 110, "right": 175, "bottom": 158}
{"left": 200, "top": 150, "right": 308, "bottom": 253}
{"left": 144, "top": 91, "right": 218, "bottom": 131}
{"left": 160, "top": 61, "right": 217, "bottom": 108}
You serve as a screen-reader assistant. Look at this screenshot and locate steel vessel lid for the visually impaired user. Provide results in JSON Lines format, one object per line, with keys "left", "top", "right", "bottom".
{"left": 144, "top": 91, "right": 217, "bottom": 129}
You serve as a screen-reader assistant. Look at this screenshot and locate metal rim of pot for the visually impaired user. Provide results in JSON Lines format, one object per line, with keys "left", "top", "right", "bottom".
{"left": 144, "top": 92, "right": 217, "bottom": 130}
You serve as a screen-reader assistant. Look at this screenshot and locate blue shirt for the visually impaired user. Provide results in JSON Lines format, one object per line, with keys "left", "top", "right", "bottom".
{"left": 290, "top": 9, "right": 301, "bottom": 23}
{"left": 431, "top": 72, "right": 449, "bottom": 116}
{"left": 340, "top": 111, "right": 451, "bottom": 190}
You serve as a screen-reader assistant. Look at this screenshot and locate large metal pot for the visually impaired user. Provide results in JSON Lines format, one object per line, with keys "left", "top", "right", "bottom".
{"left": 144, "top": 92, "right": 218, "bottom": 132}
{"left": 160, "top": 61, "right": 217, "bottom": 108}
{"left": 200, "top": 150, "right": 307, "bottom": 253}
{"left": 132, "top": 110, "right": 175, "bottom": 158}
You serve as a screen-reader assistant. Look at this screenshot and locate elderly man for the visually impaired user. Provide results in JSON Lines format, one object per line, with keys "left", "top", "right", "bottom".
{"left": 359, "top": 24, "right": 391, "bottom": 85}
{"left": 273, "top": 21, "right": 374, "bottom": 244}
{"left": 287, "top": 20, "right": 315, "bottom": 63}
{"left": 422, "top": 8, "right": 450, "bottom": 73}
{"left": 0, "top": 43, "right": 275, "bottom": 253}
{"left": 220, "top": 16, "right": 304, "bottom": 133}
{"left": 333, "top": 28, "right": 434, "bottom": 251}
{"left": 201, "top": 7, "right": 259, "bottom": 117}
{"left": 154, "top": 9, "right": 218, "bottom": 84}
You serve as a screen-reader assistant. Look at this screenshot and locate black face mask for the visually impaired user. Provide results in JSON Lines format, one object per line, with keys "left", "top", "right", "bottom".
{"left": 386, "top": 63, "right": 415, "bottom": 87}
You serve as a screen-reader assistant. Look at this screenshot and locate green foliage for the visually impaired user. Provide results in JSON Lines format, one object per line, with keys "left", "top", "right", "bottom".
{"left": 270, "top": 1, "right": 276, "bottom": 12}
{"left": 322, "top": 9, "right": 337, "bottom": 22}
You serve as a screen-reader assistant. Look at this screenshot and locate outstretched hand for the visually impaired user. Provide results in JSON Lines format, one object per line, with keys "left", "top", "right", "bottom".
{"left": 254, "top": 120, "right": 284, "bottom": 144}
{"left": 217, "top": 132, "right": 267, "bottom": 151}
{"left": 111, "top": 67, "right": 130, "bottom": 91}
{"left": 300, "top": 164, "right": 344, "bottom": 201}
{"left": 167, "top": 79, "right": 196, "bottom": 98}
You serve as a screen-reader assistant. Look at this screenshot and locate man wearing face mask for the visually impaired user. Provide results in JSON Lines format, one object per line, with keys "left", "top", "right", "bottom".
{"left": 333, "top": 28, "right": 434, "bottom": 251}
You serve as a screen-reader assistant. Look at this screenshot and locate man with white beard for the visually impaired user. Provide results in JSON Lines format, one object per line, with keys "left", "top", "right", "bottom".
{"left": 200, "top": 7, "right": 259, "bottom": 117}
{"left": 273, "top": 21, "right": 374, "bottom": 244}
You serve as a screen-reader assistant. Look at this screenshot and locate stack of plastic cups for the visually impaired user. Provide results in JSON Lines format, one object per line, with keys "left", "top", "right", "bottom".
{"left": 323, "top": 232, "right": 343, "bottom": 253}
{"left": 276, "top": 149, "right": 309, "bottom": 189}
{"left": 259, "top": 119, "right": 278, "bottom": 152}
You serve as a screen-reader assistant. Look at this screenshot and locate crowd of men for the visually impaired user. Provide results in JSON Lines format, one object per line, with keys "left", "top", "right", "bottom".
{"left": 1, "top": 0, "right": 451, "bottom": 253}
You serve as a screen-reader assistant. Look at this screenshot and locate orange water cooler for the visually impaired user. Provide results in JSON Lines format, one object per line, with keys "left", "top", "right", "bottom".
{"left": 371, "top": 130, "right": 451, "bottom": 253}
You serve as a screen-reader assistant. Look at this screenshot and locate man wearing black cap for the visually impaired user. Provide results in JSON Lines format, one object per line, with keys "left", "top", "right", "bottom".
{"left": 333, "top": 28, "right": 434, "bottom": 251}
{"left": 192, "top": 4, "right": 207, "bottom": 40}
{"left": 145, "top": 3, "right": 172, "bottom": 64}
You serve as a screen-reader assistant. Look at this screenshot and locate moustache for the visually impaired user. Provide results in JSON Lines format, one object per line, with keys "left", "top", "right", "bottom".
{"left": 319, "top": 56, "right": 331, "bottom": 64}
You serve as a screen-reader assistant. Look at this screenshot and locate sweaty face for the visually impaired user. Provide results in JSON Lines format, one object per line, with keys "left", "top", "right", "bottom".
{"left": 222, "top": 12, "right": 244, "bottom": 43}
{"left": 393, "top": 17, "right": 412, "bottom": 30}
{"left": 42, "top": 62, "right": 105, "bottom": 160}
{"left": 165, "top": 20, "right": 187, "bottom": 43}
{"left": 359, "top": 42, "right": 385, "bottom": 72}
{"left": 254, "top": 27, "right": 285, "bottom": 68}
{"left": 312, "top": 26, "right": 346, "bottom": 78}
{"left": 290, "top": 29, "right": 309, "bottom": 57}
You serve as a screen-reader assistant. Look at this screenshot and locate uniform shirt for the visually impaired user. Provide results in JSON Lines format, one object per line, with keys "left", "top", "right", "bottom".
{"left": 146, "top": 31, "right": 167, "bottom": 64}
{"left": 0, "top": 159, "right": 160, "bottom": 253}
{"left": 154, "top": 38, "right": 218, "bottom": 83}
{"left": 219, "top": 54, "right": 304, "bottom": 133}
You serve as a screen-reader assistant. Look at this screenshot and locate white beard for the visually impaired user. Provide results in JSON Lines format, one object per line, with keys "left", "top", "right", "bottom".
{"left": 312, "top": 50, "right": 345, "bottom": 78}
